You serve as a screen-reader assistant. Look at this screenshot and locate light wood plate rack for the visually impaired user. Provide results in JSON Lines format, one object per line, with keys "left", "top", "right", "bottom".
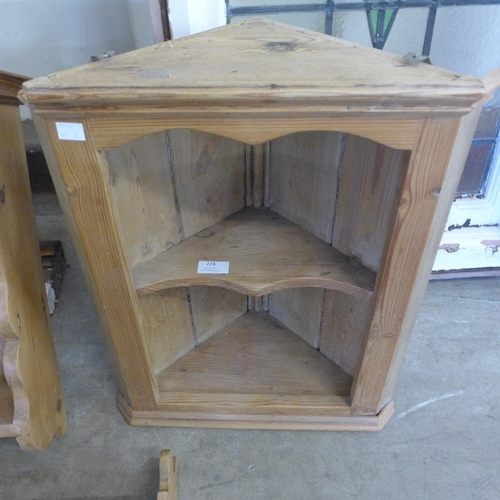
{"left": 0, "top": 70, "right": 66, "bottom": 450}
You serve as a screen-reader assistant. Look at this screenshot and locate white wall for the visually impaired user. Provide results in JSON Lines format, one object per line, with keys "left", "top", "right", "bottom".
{"left": 168, "top": 0, "right": 226, "bottom": 39}
{"left": 335, "top": 6, "right": 500, "bottom": 78}
{"left": 430, "top": 6, "right": 500, "bottom": 78}
{"left": 127, "top": 0, "right": 155, "bottom": 48}
{"left": 0, "top": 0, "right": 154, "bottom": 118}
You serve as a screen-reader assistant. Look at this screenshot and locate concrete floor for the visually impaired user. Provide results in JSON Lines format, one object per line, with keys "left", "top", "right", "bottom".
{"left": 0, "top": 190, "right": 499, "bottom": 500}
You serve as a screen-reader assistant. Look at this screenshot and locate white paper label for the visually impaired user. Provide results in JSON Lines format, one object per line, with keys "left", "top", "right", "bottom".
{"left": 197, "top": 261, "right": 229, "bottom": 274}
{"left": 56, "top": 122, "right": 86, "bottom": 141}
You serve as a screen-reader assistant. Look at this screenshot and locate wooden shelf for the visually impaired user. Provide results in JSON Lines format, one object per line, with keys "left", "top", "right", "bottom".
{"left": 118, "top": 311, "right": 394, "bottom": 430}
{"left": 158, "top": 311, "right": 351, "bottom": 398}
{"left": 134, "top": 209, "right": 376, "bottom": 298}
{"left": 151, "top": 311, "right": 358, "bottom": 426}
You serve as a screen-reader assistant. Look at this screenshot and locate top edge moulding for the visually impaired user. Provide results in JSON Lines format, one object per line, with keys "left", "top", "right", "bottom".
{"left": 19, "top": 18, "right": 486, "bottom": 116}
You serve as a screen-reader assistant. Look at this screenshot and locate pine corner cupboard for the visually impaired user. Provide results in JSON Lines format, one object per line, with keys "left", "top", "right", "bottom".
{"left": 21, "top": 19, "right": 500, "bottom": 431}
{"left": 0, "top": 69, "right": 66, "bottom": 450}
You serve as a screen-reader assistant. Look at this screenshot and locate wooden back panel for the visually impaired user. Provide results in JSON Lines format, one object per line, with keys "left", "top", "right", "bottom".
{"left": 104, "top": 130, "right": 247, "bottom": 373}
{"left": 269, "top": 131, "right": 407, "bottom": 376}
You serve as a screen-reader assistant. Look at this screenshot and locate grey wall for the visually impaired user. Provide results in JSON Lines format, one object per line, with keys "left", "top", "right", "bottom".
{"left": 0, "top": 0, "right": 154, "bottom": 118}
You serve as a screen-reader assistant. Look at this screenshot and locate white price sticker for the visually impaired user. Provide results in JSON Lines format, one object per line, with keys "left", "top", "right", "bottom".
{"left": 197, "top": 261, "right": 229, "bottom": 274}
{"left": 56, "top": 122, "right": 86, "bottom": 141}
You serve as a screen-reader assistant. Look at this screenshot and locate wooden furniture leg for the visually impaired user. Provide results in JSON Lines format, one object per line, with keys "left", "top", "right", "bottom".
{"left": 158, "top": 450, "right": 178, "bottom": 500}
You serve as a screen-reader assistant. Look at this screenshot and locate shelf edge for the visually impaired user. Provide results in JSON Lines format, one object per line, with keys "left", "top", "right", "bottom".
{"left": 133, "top": 209, "right": 376, "bottom": 299}
{"left": 136, "top": 278, "right": 374, "bottom": 299}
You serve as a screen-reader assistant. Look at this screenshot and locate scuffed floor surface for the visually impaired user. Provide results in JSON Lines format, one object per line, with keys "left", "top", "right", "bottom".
{"left": 0, "top": 192, "right": 498, "bottom": 500}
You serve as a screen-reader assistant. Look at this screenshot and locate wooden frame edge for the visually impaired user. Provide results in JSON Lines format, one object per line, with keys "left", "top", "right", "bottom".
{"left": 117, "top": 395, "right": 394, "bottom": 431}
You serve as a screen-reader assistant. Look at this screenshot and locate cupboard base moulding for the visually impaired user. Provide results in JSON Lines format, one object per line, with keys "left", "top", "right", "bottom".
{"left": 117, "top": 395, "right": 395, "bottom": 432}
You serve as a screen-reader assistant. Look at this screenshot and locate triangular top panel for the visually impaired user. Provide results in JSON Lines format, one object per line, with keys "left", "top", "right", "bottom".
{"left": 21, "top": 19, "right": 486, "bottom": 114}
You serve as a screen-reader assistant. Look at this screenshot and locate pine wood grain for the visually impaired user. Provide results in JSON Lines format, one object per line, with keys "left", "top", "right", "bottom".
{"left": 134, "top": 209, "right": 376, "bottom": 298}
{"left": 270, "top": 131, "right": 342, "bottom": 243}
{"left": 21, "top": 19, "right": 485, "bottom": 115}
{"left": 103, "top": 131, "right": 180, "bottom": 268}
{"left": 244, "top": 144, "right": 252, "bottom": 207}
{"left": 351, "top": 112, "right": 481, "bottom": 414}
{"left": 320, "top": 291, "right": 371, "bottom": 377}
{"left": 189, "top": 286, "right": 247, "bottom": 345}
{"left": 251, "top": 143, "right": 265, "bottom": 209}
{"left": 0, "top": 101, "right": 66, "bottom": 449}
{"left": 167, "top": 129, "right": 248, "bottom": 352}
{"left": 333, "top": 136, "right": 408, "bottom": 272}
{"left": 118, "top": 394, "right": 395, "bottom": 431}
{"left": 0, "top": 377, "right": 15, "bottom": 429}
{"left": 269, "top": 131, "right": 342, "bottom": 350}
{"left": 34, "top": 117, "right": 158, "bottom": 410}
{"left": 157, "top": 393, "right": 350, "bottom": 411}
{"left": 158, "top": 450, "right": 177, "bottom": 500}
{"left": 24, "top": 20, "right": 493, "bottom": 431}
{"left": 264, "top": 141, "right": 271, "bottom": 207}
{"left": 89, "top": 115, "right": 419, "bottom": 151}
{"left": 157, "top": 311, "right": 352, "bottom": 399}
{"left": 169, "top": 129, "right": 245, "bottom": 239}
{"left": 377, "top": 107, "right": 484, "bottom": 408}
{"left": 269, "top": 288, "right": 324, "bottom": 349}
{"left": 138, "top": 288, "right": 194, "bottom": 374}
